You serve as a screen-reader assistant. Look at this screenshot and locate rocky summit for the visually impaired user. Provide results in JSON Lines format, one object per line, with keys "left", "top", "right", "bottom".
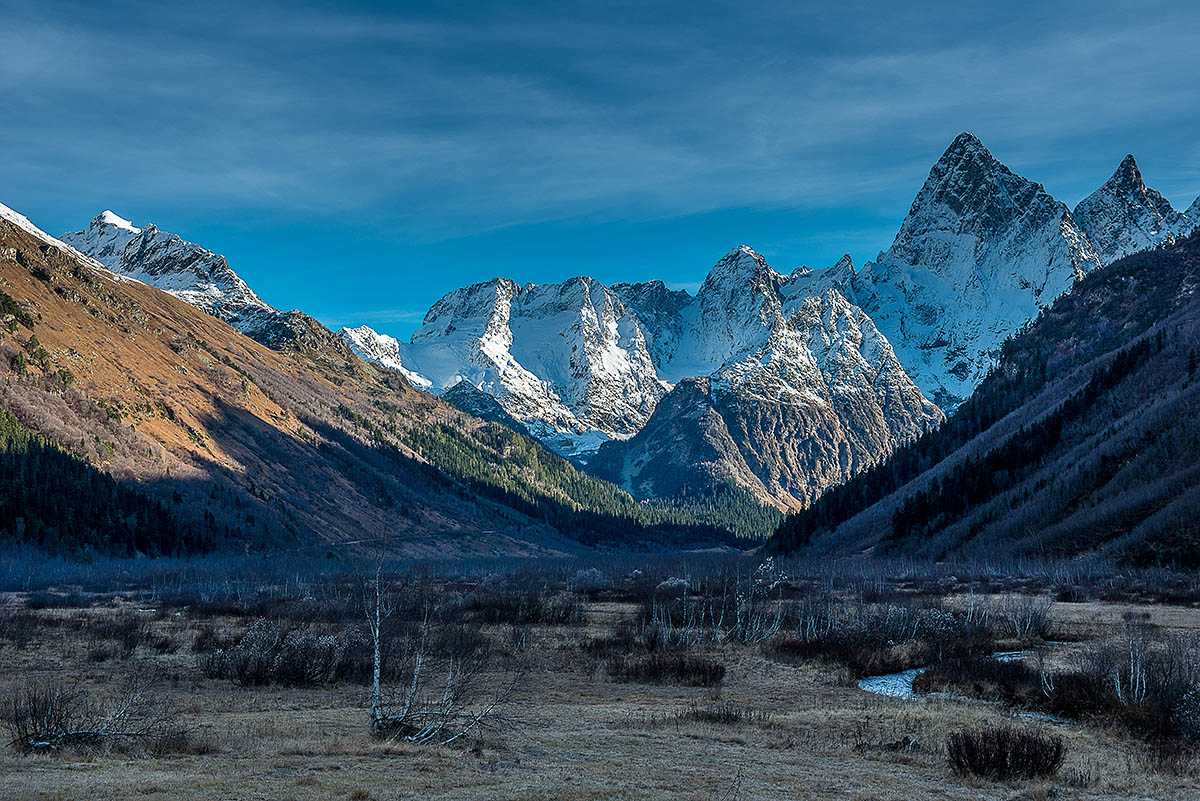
{"left": 1073, "top": 154, "right": 1200, "bottom": 265}
{"left": 845, "top": 133, "right": 1102, "bottom": 411}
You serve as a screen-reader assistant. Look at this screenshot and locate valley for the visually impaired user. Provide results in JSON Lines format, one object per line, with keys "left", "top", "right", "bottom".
{"left": 2, "top": 554, "right": 1198, "bottom": 800}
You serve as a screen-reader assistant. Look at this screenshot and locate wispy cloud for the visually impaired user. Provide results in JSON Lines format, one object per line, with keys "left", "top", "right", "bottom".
{"left": 2, "top": 0, "right": 1198, "bottom": 336}
{"left": 5, "top": 0, "right": 1199, "bottom": 239}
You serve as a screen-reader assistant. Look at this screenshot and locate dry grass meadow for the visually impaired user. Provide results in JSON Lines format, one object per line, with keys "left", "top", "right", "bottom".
{"left": 1, "top": 562, "right": 1199, "bottom": 801}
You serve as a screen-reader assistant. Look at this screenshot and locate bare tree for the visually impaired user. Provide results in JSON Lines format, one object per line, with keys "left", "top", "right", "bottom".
{"left": 362, "top": 561, "right": 520, "bottom": 746}
{"left": 364, "top": 559, "right": 391, "bottom": 737}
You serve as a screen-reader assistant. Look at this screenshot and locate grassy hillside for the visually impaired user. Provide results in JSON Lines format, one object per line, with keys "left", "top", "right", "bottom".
{"left": 770, "top": 233, "right": 1200, "bottom": 566}
{"left": 0, "top": 215, "right": 749, "bottom": 556}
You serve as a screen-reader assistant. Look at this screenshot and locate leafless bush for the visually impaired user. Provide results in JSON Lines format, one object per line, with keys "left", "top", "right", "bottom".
{"left": 200, "top": 619, "right": 371, "bottom": 687}
{"left": 1, "top": 678, "right": 183, "bottom": 755}
{"left": 190, "top": 624, "right": 236, "bottom": 654}
{"left": 636, "top": 559, "right": 786, "bottom": 649}
{"left": 772, "top": 596, "right": 995, "bottom": 676}
{"left": 461, "top": 588, "right": 586, "bottom": 626}
{"left": 999, "top": 595, "right": 1054, "bottom": 642}
{"left": 606, "top": 653, "right": 725, "bottom": 687}
{"left": 569, "top": 568, "right": 608, "bottom": 593}
{"left": 677, "top": 701, "right": 774, "bottom": 727}
{"left": 1067, "top": 622, "right": 1200, "bottom": 742}
{"left": 946, "top": 724, "right": 1065, "bottom": 780}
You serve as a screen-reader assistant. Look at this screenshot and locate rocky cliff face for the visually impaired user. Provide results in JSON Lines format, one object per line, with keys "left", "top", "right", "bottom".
{"left": 590, "top": 253, "right": 943, "bottom": 509}
{"left": 847, "top": 133, "right": 1102, "bottom": 410}
{"left": 1073, "top": 155, "right": 1199, "bottom": 265}
{"left": 441, "top": 379, "right": 532, "bottom": 438}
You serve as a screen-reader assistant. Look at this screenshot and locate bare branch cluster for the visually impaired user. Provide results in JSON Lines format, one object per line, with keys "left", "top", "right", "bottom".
{"left": 2, "top": 677, "right": 183, "bottom": 755}
{"left": 365, "top": 568, "right": 522, "bottom": 746}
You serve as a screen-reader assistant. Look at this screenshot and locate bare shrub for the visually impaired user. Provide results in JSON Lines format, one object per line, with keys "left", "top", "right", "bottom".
{"left": 190, "top": 624, "right": 235, "bottom": 654}
{"left": 1059, "top": 623, "right": 1200, "bottom": 742}
{"left": 946, "top": 725, "right": 1066, "bottom": 780}
{"left": 678, "top": 701, "right": 773, "bottom": 727}
{"left": 913, "top": 655, "right": 1040, "bottom": 704}
{"left": 1, "top": 678, "right": 182, "bottom": 755}
{"left": 91, "top": 614, "right": 153, "bottom": 656}
{"left": 636, "top": 559, "right": 787, "bottom": 648}
{"left": 771, "top": 596, "right": 994, "bottom": 677}
{"left": 569, "top": 568, "right": 608, "bottom": 594}
{"left": 606, "top": 653, "right": 725, "bottom": 687}
{"left": 462, "top": 589, "right": 586, "bottom": 627}
{"left": 998, "top": 595, "right": 1054, "bottom": 642}
{"left": 200, "top": 619, "right": 371, "bottom": 687}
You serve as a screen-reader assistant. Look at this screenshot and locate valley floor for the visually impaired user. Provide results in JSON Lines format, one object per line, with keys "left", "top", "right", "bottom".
{"left": 2, "top": 591, "right": 1198, "bottom": 801}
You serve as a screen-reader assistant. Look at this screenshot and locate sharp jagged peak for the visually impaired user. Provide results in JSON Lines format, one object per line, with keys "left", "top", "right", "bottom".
{"left": 927, "top": 131, "right": 1010, "bottom": 184}
{"left": 941, "top": 131, "right": 993, "bottom": 162}
{"left": 1073, "top": 153, "right": 1187, "bottom": 265}
{"left": 1109, "top": 154, "right": 1145, "bottom": 190}
{"left": 701, "top": 244, "right": 779, "bottom": 290}
{"left": 829, "top": 253, "right": 855, "bottom": 274}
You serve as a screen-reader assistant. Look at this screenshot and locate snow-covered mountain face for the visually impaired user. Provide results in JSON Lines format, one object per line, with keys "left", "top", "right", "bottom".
{"left": 1073, "top": 155, "right": 1199, "bottom": 265}
{"left": 340, "top": 325, "right": 432, "bottom": 388}
{"left": 590, "top": 251, "right": 944, "bottom": 509}
{"left": 359, "top": 275, "right": 667, "bottom": 457}
{"left": 348, "top": 243, "right": 942, "bottom": 507}
{"left": 847, "top": 133, "right": 1102, "bottom": 410}
{"left": 62, "top": 211, "right": 284, "bottom": 343}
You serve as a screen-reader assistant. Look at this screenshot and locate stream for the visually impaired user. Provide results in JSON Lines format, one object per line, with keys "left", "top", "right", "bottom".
{"left": 857, "top": 649, "right": 1069, "bottom": 723}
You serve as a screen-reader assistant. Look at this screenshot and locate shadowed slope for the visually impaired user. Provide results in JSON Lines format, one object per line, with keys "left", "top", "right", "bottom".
{"left": 771, "top": 232, "right": 1200, "bottom": 566}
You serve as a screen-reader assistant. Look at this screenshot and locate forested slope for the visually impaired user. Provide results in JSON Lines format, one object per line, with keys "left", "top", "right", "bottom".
{"left": 770, "top": 233, "right": 1200, "bottom": 566}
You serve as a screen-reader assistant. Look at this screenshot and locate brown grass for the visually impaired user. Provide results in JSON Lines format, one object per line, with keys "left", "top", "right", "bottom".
{"left": 0, "top": 594, "right": 1196, "bottom": 800}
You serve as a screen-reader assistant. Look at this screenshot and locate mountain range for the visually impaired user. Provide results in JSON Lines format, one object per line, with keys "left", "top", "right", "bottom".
{"left": 0, "top": 202, "right": 749, "bottom": 556}
{"left": 5, "top": 131, "right": 1197, "bottom": 558}
{"left": 331, "top": 134, "right": 1199, "bottom": 509}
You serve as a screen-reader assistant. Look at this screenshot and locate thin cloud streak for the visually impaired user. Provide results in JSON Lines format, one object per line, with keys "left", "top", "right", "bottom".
{"left": 1, "top": 0, "right": 1198, "bottom": 337}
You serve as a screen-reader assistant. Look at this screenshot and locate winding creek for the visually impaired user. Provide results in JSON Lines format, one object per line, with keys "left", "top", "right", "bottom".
{"left": 857, "top": 649, "right": 1070, "bottom": 724}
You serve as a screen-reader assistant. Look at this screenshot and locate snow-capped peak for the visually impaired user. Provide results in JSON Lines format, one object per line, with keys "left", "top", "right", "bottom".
{"left": 849, "top": 132, "right": 1101, "bottom": 410}
{"left": 340, "top": 324, "right": 433, "bottom": 388}
{"left": 97, "top": 210, "right": 141, "bottom": 234}
{"left": 63, "top": 211, "right": 289, "bottom": 342}
{"left": 701, "top": 245, "right": 780, "bottom": 289}
{"left": 1073, "top": 155, "right": 1191, "bottom": 265}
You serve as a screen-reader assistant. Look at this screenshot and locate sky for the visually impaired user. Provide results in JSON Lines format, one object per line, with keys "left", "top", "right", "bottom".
{"left": 2, "top": 0, "right": 1199, "bottom": 338}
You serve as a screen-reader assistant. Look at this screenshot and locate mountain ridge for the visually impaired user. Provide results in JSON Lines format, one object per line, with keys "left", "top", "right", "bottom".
{"left": 1, "top": 201, "right": 748, "bottom": 555}
{"left": 770, "top": 231, "right": 1200, "bottom": 566}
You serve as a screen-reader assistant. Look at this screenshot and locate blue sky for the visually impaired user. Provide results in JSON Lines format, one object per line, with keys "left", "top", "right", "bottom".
{"left": 3, "top": 0, "right": 1199, "bottom": 338}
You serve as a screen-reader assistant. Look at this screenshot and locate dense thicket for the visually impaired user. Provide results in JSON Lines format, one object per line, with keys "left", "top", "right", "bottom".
{"left": 0, "top": 408, "right": 219, "bottom": 555}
